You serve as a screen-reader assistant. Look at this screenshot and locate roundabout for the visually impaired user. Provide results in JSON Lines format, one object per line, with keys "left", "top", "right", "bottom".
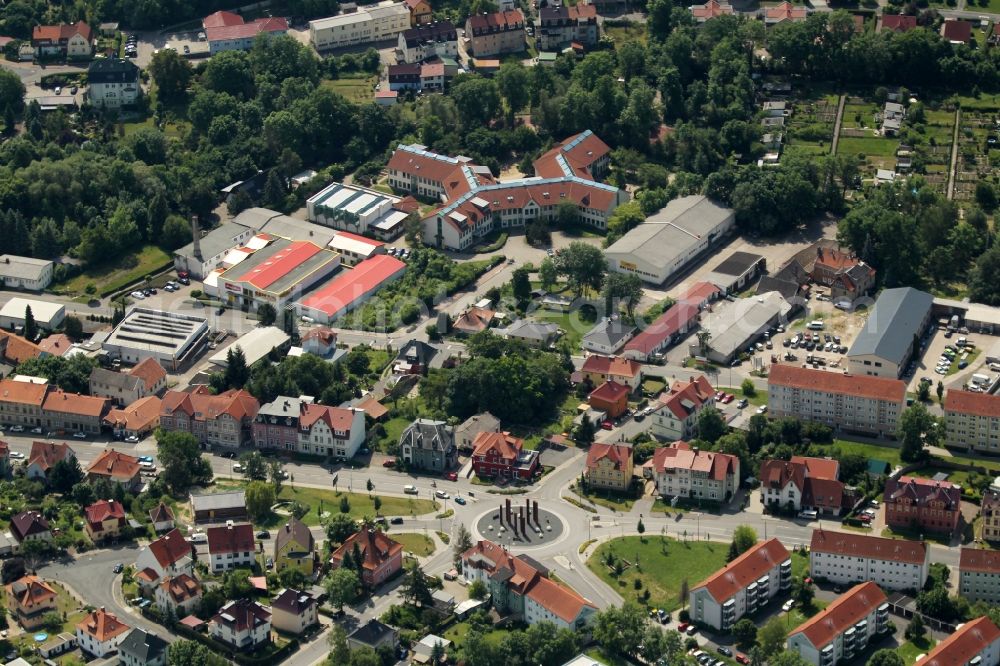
{"left": 472, "top": 497, "right": 569, "bottom": 550}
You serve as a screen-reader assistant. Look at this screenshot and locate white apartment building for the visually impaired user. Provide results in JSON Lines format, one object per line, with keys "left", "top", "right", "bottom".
{"left": 689, "top": 538, "right": 791, "bottom": 631}
{"left": 310, "top": 2, "right": 410, "bottom": 50}
{"left": 650, "top": 441, "right": 739, "bottom": 503}
{"left": 768, "top": 364, "right": 906, "bottom": 438}
{"left": 787, "top": 583, "right": 890, "bottom": 666}
{"left": 945, "top": 389, "right": 1000, "bottom": 453}
{"left": 960, "top": 548, "right": 1000, "bottom": 604}
{"left": 914, "top": 617, "right": 1000, "bottom": 666}
{"left": 809, "top": 530, "right": 929, "bottom": 592}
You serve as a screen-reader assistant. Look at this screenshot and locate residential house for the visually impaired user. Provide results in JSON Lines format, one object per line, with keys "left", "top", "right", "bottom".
{"left": 809, "top": 247, "right": 876, "bottom": 300}
{"left": 584, "top": 443, "right": 633, "bottom": 492}
{"left": 881, "top": 15, "right": 917, "bottom": 32}
{"left": 399, "top": 419, "right": 457, "bottom": 471}
{"left": 24, "top": 441, "right": 74, "bottom": 481}
{"left": 191, "top": 490, "right": 248, "bottom": 523}
{"left": 204, "top": 15, "right": 287, "bottom": 54}
{"left": 883, "top": 475, "right": 961, "bottom": 534}
{"left": 86, "top": 58, "right": 141, "bottom": 109}
{"left": 252, "top": 396, "right": 366, "bottom": 459}
{"left": 103, "top": 396, "right": 161, "bottom": 439}
{"left": 494, "top": 320, "right": 560, "bottom": 347}
{"left": 86, "top": 449, "right": 141, "bottom": 491}
{"left": 651, "top": 375, "right": 716, "bottom": 441}
{"left": 786, "top": 583, "right": 890, "bottom": 666}
{"left": 83, "top": 499, "right": 127, "bottom": 543}
{"left": 32, "top": 22, "right": 93, "bottom": 58}
{"left": 118, "top": 628, "right": 168, "bottom": 666}
{"left": 206, "top": 523, "right": 256, "bottom": 573}
{"left": 388, "top": 63, "right": 421, "bottom": 91}
{"left": 768, "top": 365, "right": 905, "bottom": 438}
{"left": 809, "top": 529, "right": 929, "bottom": 592}
{"left": 942, "top": 19, "right": 973, "bottom": 44}
{"left": 914, "top": 617, "right": 1000, "bottom": 666}
{"left": 330, "top": 528, "right": 403, "bottom": 587}
{"left": 452, "top": 306, "right": 495, "bottom": 336}
{"left": 42, "top": 390, "right": 110, "bottom": 435}
{"left": 270, "top": 589, "right": 318, "bottom": 635}
{"left": 650, "top": 441, "right": 739, "bottom": 503}
{"left": 5, "top": 576, "right": 58, "bottom": 630}
{"left": 37, "top": 333, "right": 71, "bottom": 356}
{"left": 209, "top": 599, "right": 271, "bottom": 650}
{"left": 465, "top": 10, "right": 525, "bottom": 57}
{"left": 76, "top": 608, "right": 131, "bottom": 658}
{"left": 691, "top": 0, "right": 734, "bottom": 22}
{"left": 983, "top": 489, "right": 1000, "bottom": 543}
{"left": 398, "top": 21, "right": 457, "bottom": 63}
{"left": 10, "top": 510, "right": 51, "bottom": 547}
{"left": 580, "top": 356, "right": 643, "bottom": 392}
{"left": 129, "top": 358, "right": 167, "bottom": 396}
{"left": 589, "top": 381, "right": 629, "bottom": 419}
{"left": 536, "top": 5, "right": 598, "bottom": 50}
{"left": 581, "top": 318, "right": 636, "bottom": 355}
{"left": 159, "top": 387, "right": 260, "bottom": 450}
{"left": 945, "top": 390, "right": 1000, "bottom": 453}
{"left": 454, "top": 412, "right": 501, "bottom": 452}
{"left": 348, "top": 618, "right": 398, "bottom": 652}
{"left": 960, "top": 548, "right": 1000, "bottom": 604}
{"left": 764, "top": 1, "right": 808, "bottom": 24}
{"left": 462, "top": 540, "right": 597, "bottom": 629}
{"left": 301, "top": 326, "right": 338, "bottom": 357}
{"left": 471, "top": 431, "right": 539, "bottom": 480}
{"left": 154, "top": 574, "right": 202, "bottom": 618}
{"left": 405, "top": 0, "right": 433, "bottom": 25}
{"left": 394, "top": 340, "right": 439, "bottom": 374}
{"left": 274, "top": 518, "right": 316, "bottom": 575}
{"left": 0, "top": 379, "right": 48, "bottom": 430}
{"left": 0, "top": 332, "right": 44, "bottom": 366}
{"left": 689, "top": 538, "right": 791, "bottom": 631}
{"left": 759, "top": 456, "right": 845, "bottom": 516}
{"left": 134, "top": 529, "right": 194, "bottom": 587}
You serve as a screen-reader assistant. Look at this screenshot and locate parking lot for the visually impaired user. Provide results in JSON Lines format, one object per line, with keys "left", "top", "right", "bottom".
{"left": 910, "top": 326, "right": 998, "bottom": 393}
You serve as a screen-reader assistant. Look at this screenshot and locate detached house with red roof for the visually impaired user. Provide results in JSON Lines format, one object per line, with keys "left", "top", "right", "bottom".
{"left": 32, "top": 22, "right": 93, "bottom": 58}
{"left": 689, "top": 538, "right": 791, "bottom": 631}
{"left": 471, "top": 431, "right": 539, "bottom": 480}
{"left": 462, "top": 540, "right": 597, "bottom": 630}
{"left": 650, "top": 441, "right": 739, "bottom": 502}
{"left": 764, "top": 1, "right": 808, "bottom": 24}
{"left": 207, "top": 523, "right": 256, "bottom": 573}
{"left": 809, "top": 247, "right": 875, "bottom": 301}
{"left": 881, "top": 14, "right": 918, "bottom": 32}
{"left": 5, "top": 575, "right": 57, "bottom": 630}
{"left": 76, "top": 607, "right": 131, "bottom": 658}
{"left": 759, "top": 456, "right": 845, "bottom": 516}
{"left": 786, "top": 583, "right": 890, "bottom": 666}
{"left": 945, "top": 389, "right": 1000, "bottom": 453}
{"left": 160, "top": 386, "right": 260, "bottom": 450}
{"left": 585, "top": 443, "right": 633, "bottom": 492}
{"left": 884, "top": 475, "right": 962, "bottom": 534}
{"left": 134, "top": 528, "right": 194, "bottom": 588}
{"left": 691, "top": 0, "right": 734, "bottom": 22}
{"left": 25, "top": 440, "right": 74, "bottom": 481}
{"left": 651, "top": 375, "right": 715, "bottom": 441}
{"left": 580, "top": 356, "right": 643, "bottom": 392}
{"left": 83, "top": 499, "right": 126, "bottom": 543}
{"left": 589, "top": 380, "right": 630, "bottom": 419}
{"left": 330, "top": 528, "right": 404, "bottom": 588}
{"left": 155, "top": 573, "right": 203, "bottom": 618}
{"left": 915, "top": 616, "right": 1000, "bottom": 666}
{"left": 810, "top": 529, "right": 929, "bottom": 591}
{"left": 86, "top": 449, "right": 141, "bottom": 491}
{"left": 202, "top": 10, "right": 288, "bottom": 54}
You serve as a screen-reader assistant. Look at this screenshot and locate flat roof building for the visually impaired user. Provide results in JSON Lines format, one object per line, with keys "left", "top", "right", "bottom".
{"left": 704, "top": 251, "right": 766, "bottom": 294}
{"left": 694, "top": 292, "right": 792, "bottom": 364}
{"left": 209, "top": 327, "right": 291, "bottom": 368}
{"left": 173, "top": 221, "right": 255, "bottom": 280}
{"left": 103, "top": 308, "right": 209, "bottom": 371}
{"left": 847, "top": 287, "right": 933, "bottom": 378}
{"left": 604, "top": 196, "right": 735, "bottom": 285}
{"left": 308, "top": 182, "right": 410, "bottom": 241}
{"left": 0, "top": 256, "right": 54, "bottom": 291}
{"left": 310, "top": 1, "right": 410, "bottom": 50}
{"left": 0, "top": 297, "right": 66, "bottom": 331}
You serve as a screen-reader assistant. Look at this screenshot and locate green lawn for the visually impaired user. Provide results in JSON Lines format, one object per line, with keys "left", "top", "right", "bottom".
{"left": 897, "top": 636, "right": 936, "bottom": 665}
{"left": 533, "top": 309, "right": 597, "bottom": 351}
{"left": 52, "top": 245, "right": 172, "bottom": 298}
{"left": 4, "top": 581, "right": 88, "bottom": 650}
{"left": 322, "top": 75, "right": 378, "bottom": 104}
{"left": 123, "top": 115, "right": 188, "bottom": 138}
{"left": 838, "top": 135, "right": 901, "bottom": 158}
{"left": 958, "top": 93, "right": 1000, "bottom": 111}
{"left": 443, "top": 622, "right": 507, "bottom": 651}
{"left": 587, "top": 536, "right": 728, "bottom": 612}
{"left": 716, "top": 386, "right": 768, "bottom": 408}
{"left": 572, "top": 486, "right": 640, "bottom": 512}
{"left": 822, "top": 439, "right": 903, "bottom": 467}
{"left": 605, "top": 23, "right": 647, "bottom": 44}
{"left": 379, "top": 416, "right": 411, "bottom": 450}
{"left": 393, "top": 532, "right": 436, "bottom": 557}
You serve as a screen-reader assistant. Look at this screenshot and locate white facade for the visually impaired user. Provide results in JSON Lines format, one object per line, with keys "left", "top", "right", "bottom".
{"left": 651, "top": 398, "right": 713, "bottom": 441}
{"left": 768, "top": 380, "right": 904, "bottom": 438}
{"left": 88, "top": 79, "right": 140, "bottom": 109}
{"left": 0, "top": 297, "right": 66, "bottom": 330}
{"left": 523, "top": 593, "right": 596, "bottom": 630}
{"left": 76, "top": 627, "right": 127, "bottom": 658}
{"left": 134, "top": 545, "right": 193, "bottom": 583}
{"left": 960, "top": 568, "right": 1000, "bottom": 604}
{"left": 299, "top": 409, "right": 366, "bottom": 460}
{"left": 787, "top": 597, "right": 890, "bottom": 666}
{"left": 0, "top": 256, "right": 53, "bottom": 291}
{"left": 809, "top": 547, "right": 928, "bottom": 592}
{"left": 154, "top": 580, "right": 201, "bottom": 618}
{"left": 209, "top": 548, "right": 255, "bottom": 573}
{"left": 310, "top": 2, "right": 410, "bottom": 50}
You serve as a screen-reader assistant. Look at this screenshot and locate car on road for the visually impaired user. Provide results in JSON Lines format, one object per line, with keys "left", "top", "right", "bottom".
{"left": 454, "top": 496, "right": 466, "bottom": 505}
{"left": 382, "top": 458, "right": 396, "bottom": 467}
{"left": 9, "top": 451, "right": 23, "bottom": 459}
{"left": 435, "top": 490, "right": 450, "bottom": 499}
{"left": 125, "top": 435, "right": 139, "bottom": 443}
{"left": 798, "top": 509, "right": 818, "bottom": 520}
{"left": 113, "top": 563, "right": 123, "bottom": 574}
{"left": 717, "top": 647, "right": 732, "bottom": 657}
{"left": 30, "top": 427, "right": 42, "bottom": 434}
{"left": 73, "top": 432, "right": 87, "bottom": 439}
{"left": 233, "top": 463, "right": 244, "bottom": 472}
{"left": 9, "top": 425, "right": 23, "bottom": 433}
{"left": 601, "top": 420, "right": 614, "bottom": 430}
{"left": 782, "top": 599, "right": 795, "bottom": 612}
{"left": 183, "top": 44, "right": 190, "bottom": 54}
{"left": 445, "top": 471, "right": 458, "bottom": 481}
{"left": 140, "top": 461, "right": 155, "bottom": 469}
{"left": 390, "top": 517, "right": 404, "bottom": 524}
{"left": 256, "top": 530, "right": 270, "bottom": 539}
{"left": 55, "top": 86, "right": 62, "bottom": 95}
{"left": 404, "top": 485, "right": 419, "bottom": 494}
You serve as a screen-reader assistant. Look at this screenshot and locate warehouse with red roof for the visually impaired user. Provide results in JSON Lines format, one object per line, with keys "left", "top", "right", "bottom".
{"left": 297, "top": 255, "right": 407, "bottom": 324}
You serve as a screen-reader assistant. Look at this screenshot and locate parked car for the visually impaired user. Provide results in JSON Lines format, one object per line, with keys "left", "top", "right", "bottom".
{"left": 9, "top": 451, "right": 23, "bottom": 459}
{"left": 233, "top": 463, "right": 244, "bottom": 472}
{"left": 717, "top": 647, "right": 733, "bottom": 657}
{"left": 130, "top": 290, "right": 145, "bottom": 299}
{"left": 721, "top": 393, "right": 734, "bottom": 404}
{"left": 677, "top": 622, "right": 689, "bottom": 632}
{"left": 390, "top": 517, "right": 404, "bottom": 524}
{"left": 736, "top": 655, "right": 750, "bottom": 665}
{"left": 686, "top": 625, "right": 698, "bottom": 636}
{"left": 73, "top": 432, "right": 87, "bottom": 439}
{"left": 188, "top": 532, "right": 207, "bottom": 543}
{"left": 782, "top": 599, "right": 795, "bottom": 612}
{"left": 256, "top": 530, "right": 270, "bottom": 539}
{"left": 737, "top": 399, "right": 748, "bottom": 409}
{"left": 382, "top": 458, "right": 396, "bottom": 467}
{"left": 125, "top": 435, "right": 139, "bottom": 443}
{"left": 265, "top": 557, "right": 273, "bottom": 570}
{"left": 445, "top": 471, "right": 458, "bottom": 481}
{"left": 601, "top": 420, "right": 614, "bottom": 430}
{"left": 9, "top": 425, "right": 23, "bottom": 433}
{"left": 435, "top": 490, "right": 450, "bottom": 499}
{"left": 755, "top": 405, "right": 768, "bottom": 415}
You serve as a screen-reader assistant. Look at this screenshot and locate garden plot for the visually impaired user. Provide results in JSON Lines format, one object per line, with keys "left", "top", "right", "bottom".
{"left": 837, "top": 97, "right": 900, "bottom": 175}
{"left": 784, "top": 91, "right": 840, "bottom": 158}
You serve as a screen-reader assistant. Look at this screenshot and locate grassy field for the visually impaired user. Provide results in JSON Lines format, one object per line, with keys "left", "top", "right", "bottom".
{"left": 587, "top": 536, "right": 728, "bottom": 612}
{"left": 897, "top": 636, "right": 936, "bottom": 664}
{"left": 716, "top": 386, "right": 768, "bottom": 408}
{"left": 393, "top": 532, "right": 436, "bottom": 556}
{"left": 443, "top": 621, "right": 508, "bottom": 651}
{"left": 52, "top": 245, "right": 172, "bottom": 297}
{"left": 533, "top": 309, "right": 596, "bottom": 351}
{"left": 821, "top": 439, "right": 902, "bottom": 466}
{"left": 123, "top": 115, "right": 188, "bottom": 138}
{"left": 605, "top": 23, "right": 647, "bottom": 44}
{"left": 379, "top": 416, "right": 411, "bottom": 450}
{"left": 322, "top": 75, "right": 378, "bottom": 104}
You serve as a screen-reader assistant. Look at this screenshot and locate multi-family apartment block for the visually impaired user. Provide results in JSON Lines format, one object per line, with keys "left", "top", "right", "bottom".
{"left": 159, "top": 387, "right": 259, "bottom": 450}
{"left": 464, "top": 10, "right": 525, "bottom": 57}
{"left": 651, "top": 375, "right": 715, "bottom": 441}
{"left": 650, "top": 440, "right": 739, "bottom": 502}
{"left": 252, "top": 395, "right": 366, "bottom": 460}
{"left": 883, "top": 475, "right": 961, "bottom": 534}
{"left": 809, "top": 529, "right": 929, "bottom": 592}
{"left": 945, "top": 389, "right": 1000, "bottom": 453}
{"left": 536, "top": 5, "right": 598, "bottom": 50}
{"left": 914, "top": 616, "right": 1000, "bottom": 666}
{"left": 689, "top": 538, "right": 791, "bottom": 631}
{"left": 786, "top": 582, "right": 890, "bottom": 666}
{"left": 767, "top": 364, "right": 905, "bottom": 438}
{"left": 960, "top": 548, "right": 1000, "bottom": 604}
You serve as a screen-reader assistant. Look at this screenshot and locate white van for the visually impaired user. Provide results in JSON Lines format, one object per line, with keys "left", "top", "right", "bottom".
{"left": 807, "top": 321, "right": 824, "bottom": 330}
{"left": 798, "top": 509, "right": 818, "bottom": 520}
{"left": 188, "top": 532, "right": 207, "bottom": 543}
{"left": 403, "top": 485, "right": 419, "bottom": 495}
{"left": 972, "top": 373, "right": 990, "bottom": 385}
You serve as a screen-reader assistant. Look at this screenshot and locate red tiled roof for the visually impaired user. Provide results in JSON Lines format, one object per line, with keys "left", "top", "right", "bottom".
{"left": 472, "top": 431, "right": 524, "bottom": 461}
{"left": 882, "top": 14, "right": 917, "bottom": 32}
{"left": 790, "top": 456, "right": 840, "bottom": 480}
{"left": 960, "top": 547, "right": 1000, "bottom": 574}
{"left": 206, "top": 523, "right": 255, "bottom": 555}
{"left": 203, "top": 10, "right": 244, "bottom": 28}
{"left": 149, "top": 502, "right": 174, "bottom": 525}
{"left": 691, "top": 0, "right": 734, "bottom": 19}
{"left": 299, "top": 403, "right": 357, "bottom": 434}
{"left": 104, "top": 395, "right": 161, "bottom": 432}
{"left": 0, "top": 378, "right": 47, "bottom": 405}
{"left": 766, "top": 1, "right": 807, "bottom": 20}
{"left": 770, "top": 364, "right": 906, "bottom": 404}
{"left": 693, "top": 538, "right": 790, "bottom": 603}
{"left": 129, "top": 357, "right": 166, "bottom": 391}
{"left": 161, "top": 387, "right": 259, "bottom": 423}
{"left": 148, "top": 529, "right": 191, "bottom": 569}
{"left": 942, "top": 20, "right": 972, "bottom": 42}
{"left": 301, "top": 326, "right": 337, "bottom": 347}
{"left": 241, "top": 241, "right": 323, "bottom": 290}
{"left": 206, "top": 16, "right": 287, "bottom": 42}
{"left": 299, "top": 255, "right": 407, "bottom": 318}
{"left": 5, "top": 575, "right": 56, "bottom": 610}
{"left": 589, "top": 380, "right": 630, "bottom": 403}
{"left": 586, "top": 443, "right": 631, "bottom": 471}
{"left": 85, "top": 499, "right": 126, "bottom": 526}
{"left": 86, "top": 449, "right": 140, "bottom": 482}
{"left": 0, "top": 331, "right": 43, "bottom": 364}
{"left": 916, "top": 616, "right": 1000, "bottom": 666}
{"left": 388, "top": 146, "right": 471, "bottom": 184}
{"left": 652, "top": 441, "right": 737, "bottom": 482}
{"left": 77, "top": 608, "right": 130, "bottom": 643}
{"left": 884, "top": 475, "right": 961, "bottom": 509}
{"left": 533, "top": 131, "right": 611, "bottom": 179}
{"left": 33, "top": 22, "right": 93, "bottom": 43}
{"left": 453, "top": 306, "right": 495, "bottom": 334}
{"left": 160, "top": 573, "right": 202, "bottom": 604}
{"left": 811, "top": 529, "right": 928, "bottom": 564}
{"left": 945, "top": 389, "right": 1000, "bottom": 419}
{"left": 466, "top": 9, "right": 525, "bottom": 32}
{"left": 525, "top": 573, "right": 594, "bottom": 623}
{"left": 657, "top": 375, "right": 714, "bottom": 420}
{"left": 815, "top": 248, "right": 860, "bottom": 272}
{"left": 42, "top": 389, "right": 109, "bottom": 418}
{"left": 331, "top": 529, "right": 403, "bottom": 573}
{"left": 581, "top": 355, "right": 642, "bottom": 380}
{"left": 37, "top": 334, "right": 72, "bottom": 356}
{"left": 27, "top": 441, "right": 73, "bottom": 473}
{"left": 791, "top": 582, "right": 886, "bottom": 650}
{"left": 332, "top": 230, "right": 385, "bottom": 249}
{"left": 760, "top": 459, "right": 806, "bottom": 492}
{"left": 356, "top": 395, "right": 388, "bottom": 419}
